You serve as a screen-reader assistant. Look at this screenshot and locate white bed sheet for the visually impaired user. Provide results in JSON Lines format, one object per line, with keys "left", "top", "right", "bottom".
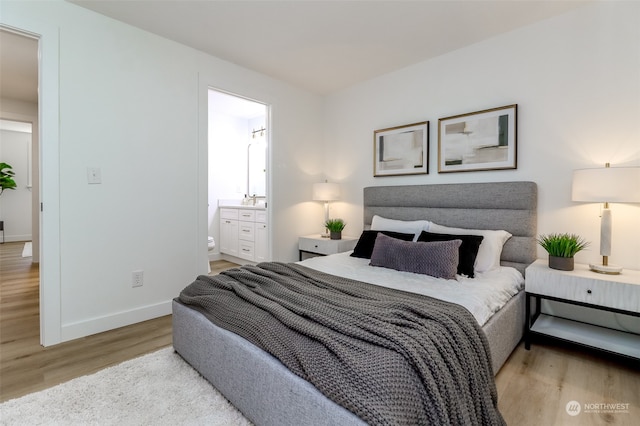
{"left": 299, "top": 251, "right": 524, "bottom": 326}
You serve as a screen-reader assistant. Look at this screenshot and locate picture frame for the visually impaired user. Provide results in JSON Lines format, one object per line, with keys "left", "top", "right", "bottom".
{"left": 373, "top": 121, "right": 429, "bottom": 177}
{"left": 438, "top": 104, "right": 517, "bottom": 173}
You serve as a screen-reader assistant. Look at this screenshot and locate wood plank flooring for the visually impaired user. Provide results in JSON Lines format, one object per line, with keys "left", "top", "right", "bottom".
{"left": 0, "top": 241, "right": 237, "bottom": 402}
{"left": 496, "top": 340, "right": 639, "bottom": 425}
{"left": 1, "top": 240, "right": 638, "bottom": 424}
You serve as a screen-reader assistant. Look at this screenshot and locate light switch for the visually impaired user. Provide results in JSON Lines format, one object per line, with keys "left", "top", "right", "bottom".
{"left": 87, "top": 167, "right": 102, "bottom": 184}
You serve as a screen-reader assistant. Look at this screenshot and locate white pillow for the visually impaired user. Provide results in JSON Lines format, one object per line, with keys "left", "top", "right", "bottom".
{"left": 370, "top": 215, "right": 431, "bottom": 241}
{"left": 429, "top": 222, "right": 512, "bottom": 273}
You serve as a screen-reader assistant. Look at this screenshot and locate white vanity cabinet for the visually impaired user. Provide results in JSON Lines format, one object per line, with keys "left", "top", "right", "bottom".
{"left": 255, "top": 210, "right": 268, "bottom": 262}
{"left": 219, "top": 208, "right": 239, "bottom": 257}
{"left": 238, "top": 209, "right": 256, "bottom": 261}
{"left": 220, "top": 207, "right": 268, "bottom": 263}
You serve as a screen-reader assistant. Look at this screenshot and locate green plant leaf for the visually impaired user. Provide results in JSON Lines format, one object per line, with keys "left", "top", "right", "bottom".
{"left": 0, "top": 162, "right": 17, "bottom": 195}
{"left": 537, "top": 233, "right": 590, "bottom": 257}
{"left": 324, "top": 218, "right": 346, "bottom": 232}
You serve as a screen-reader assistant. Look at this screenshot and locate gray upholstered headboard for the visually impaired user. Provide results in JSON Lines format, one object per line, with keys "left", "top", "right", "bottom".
{"left": 363, "top": 181, "right": 538, "bottom": 275}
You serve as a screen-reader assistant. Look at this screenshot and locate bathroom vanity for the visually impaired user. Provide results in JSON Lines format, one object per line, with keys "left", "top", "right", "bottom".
{"left": 219, "top": 206, "right": 268, "bottom": 263}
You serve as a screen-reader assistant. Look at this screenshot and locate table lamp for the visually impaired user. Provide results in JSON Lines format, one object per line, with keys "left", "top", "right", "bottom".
{"left": 572, "top": 163, "right": 640, "bottom": 274}
{"left": 313, "top": 182, "right": 340, "bottom": 237}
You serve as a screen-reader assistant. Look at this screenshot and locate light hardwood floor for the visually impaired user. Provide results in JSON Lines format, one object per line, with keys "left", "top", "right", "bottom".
{"left": 0, "top": 241, "right": 237, "bottom": 402}
{"left": 1, "top": 241, "right": 638, "bottom": 424}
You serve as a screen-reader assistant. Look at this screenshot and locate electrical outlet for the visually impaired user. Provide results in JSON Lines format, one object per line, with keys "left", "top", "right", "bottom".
{"left": 132, "top": 270, "right": 143, "bottom": 288}
{"left": 87, "top": 167, "right": 102, "bottom": 184}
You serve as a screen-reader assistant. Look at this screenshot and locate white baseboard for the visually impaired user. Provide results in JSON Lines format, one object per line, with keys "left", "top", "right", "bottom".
{"left": 60, "top": 300, "right": 172, "bottom": 343}
{"left": 221, "top": 253, "right": 254, "bottom": 266}
{"left": 2, "top": 235, "right": 32, "bottom": 243}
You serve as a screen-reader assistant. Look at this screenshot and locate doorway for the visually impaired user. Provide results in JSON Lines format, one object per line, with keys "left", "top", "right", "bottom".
{"left": 0, "top": 119, "right": 33, "bottom": 245}
{"left": 0, "top": 28, "right": 41, "bottom": 339}
{"left": 207, "top": 89, "right": 270, "bottom": 263}
{"left": 0, "top": 29, "right": 39, "bottom": 259}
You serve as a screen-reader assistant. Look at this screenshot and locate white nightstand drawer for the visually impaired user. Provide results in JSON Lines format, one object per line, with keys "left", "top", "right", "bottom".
{"left": 239, "top": 221, "right": 255, "bottom": 241}
{"left": 238, "top": 210, "right": 256, "bottom": 222}
{"left": 298, "top": 235, "right": 358, "bottom": 256}
{"left": 526, "top": 260, "right": 640, "bottom": 313}
{"left": 299, "top": 237, "right": 332, "bottom": 254}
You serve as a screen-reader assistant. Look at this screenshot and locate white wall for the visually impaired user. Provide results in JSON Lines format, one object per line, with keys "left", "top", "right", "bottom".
{"left": 0, "top": 127, "right": 32, "bottom": 241}
{"left": 1, "top": 0, "right": 323, "bottom": 344}
{"left": 323, "top": 1, "right": 640, "bottom": 271}
{"left": 6, "top": 0, "right": 636, "bottom": 345}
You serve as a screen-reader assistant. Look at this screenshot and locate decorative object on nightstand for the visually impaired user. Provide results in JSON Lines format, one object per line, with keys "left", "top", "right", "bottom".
{"left": 312, "top": 181, "right": 340, "bottom": 238}
{"left": 537, "top": 233, "right": 589, "bottom": 271}
{"left": 572, "top": 163, "right": 640, "bottom": 274}
{"left": 324, "top": 218, "right": 346, "bottom": 240}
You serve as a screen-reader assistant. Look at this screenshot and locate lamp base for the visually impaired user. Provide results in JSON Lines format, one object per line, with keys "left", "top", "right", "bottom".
{"left": 589, "top": 263, "right": 622, "bottom": 275}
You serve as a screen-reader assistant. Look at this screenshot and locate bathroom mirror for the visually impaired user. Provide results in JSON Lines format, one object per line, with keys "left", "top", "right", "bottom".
{"left": 247, "top": 141, "right": 266, "bottom": 197}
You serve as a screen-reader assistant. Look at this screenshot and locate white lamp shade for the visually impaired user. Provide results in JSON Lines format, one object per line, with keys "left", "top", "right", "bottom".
{"left": 572, "top": 166, "right": 640, "bottom": 203}
{"left": 312, "top": 182, "right": 340, "bottom": 201}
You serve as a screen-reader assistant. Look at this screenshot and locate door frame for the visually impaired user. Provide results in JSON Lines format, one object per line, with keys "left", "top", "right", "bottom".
{"left": 0, "top": 20, "right": 62, "bottom": 346}
{"left": 203, "top": 86, "right": 272, "bottom": 268}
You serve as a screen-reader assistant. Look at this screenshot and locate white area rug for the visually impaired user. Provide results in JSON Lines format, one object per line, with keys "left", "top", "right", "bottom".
{"left": 21, "top": 242, "right": 32, "bottom": 257}
{"left": 0, "top": 347, "right": 252, "bottom": 426}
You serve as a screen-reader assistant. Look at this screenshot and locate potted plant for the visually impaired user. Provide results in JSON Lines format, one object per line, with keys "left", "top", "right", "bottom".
{"left": 324, "top": 218, "right": 346, "bottom": 240}
{"left": 0, "top": 162, "right": 17, "bottom": 196}
{"left": 537, "top": 233, "right": 589, "bottom": 271}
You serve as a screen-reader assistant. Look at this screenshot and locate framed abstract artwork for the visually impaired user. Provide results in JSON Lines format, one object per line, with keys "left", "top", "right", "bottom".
{"left": 373, "top": 121, "right": 429, "bottom": 177}
{"left": 438, "top": 104, "right": 517, "bottom": 173}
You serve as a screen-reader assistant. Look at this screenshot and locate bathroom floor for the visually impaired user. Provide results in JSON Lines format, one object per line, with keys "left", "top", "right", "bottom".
{"left": 209, "top": 259, "right": 239, "bottom": 275}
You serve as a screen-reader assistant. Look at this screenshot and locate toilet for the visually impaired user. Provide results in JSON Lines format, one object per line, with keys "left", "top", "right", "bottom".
{"left": 207, "top": 236, "right": 216, "bottom": 274}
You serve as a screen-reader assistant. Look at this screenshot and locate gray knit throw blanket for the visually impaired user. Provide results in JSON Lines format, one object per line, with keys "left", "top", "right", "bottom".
{"left": 179, "top": 262, "right": 506, "bottom": 426}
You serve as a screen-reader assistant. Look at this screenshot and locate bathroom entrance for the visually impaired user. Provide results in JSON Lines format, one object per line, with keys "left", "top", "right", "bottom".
{"left": 207, "top": 89, "right": 269, "bottom": 264}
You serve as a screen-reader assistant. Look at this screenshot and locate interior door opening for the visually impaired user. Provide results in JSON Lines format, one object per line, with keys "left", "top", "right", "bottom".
{"left": 0, "top": 27, "right": 41, "bottom": 341}
{"left": 207, "top": 89, "right": 270, "bottom": 265}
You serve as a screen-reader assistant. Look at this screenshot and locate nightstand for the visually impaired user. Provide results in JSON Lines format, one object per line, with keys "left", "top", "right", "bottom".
{"left": 524, "top": 259, "right": 640, "bottom": 360}
{"left": 298, "top": 234, "right": 358, "bottom": 261}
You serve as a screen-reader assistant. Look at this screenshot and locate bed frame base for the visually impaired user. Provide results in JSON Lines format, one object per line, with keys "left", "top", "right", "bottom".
{"left": 173, "top": 291, "right": 524, "bottom": 425}
{"left": 172, "top": 300, "right": 365, "bottom": 426}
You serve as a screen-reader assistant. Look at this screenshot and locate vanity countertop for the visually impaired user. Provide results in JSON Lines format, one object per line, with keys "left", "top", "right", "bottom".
{"left": 219, "top": 202, "right": 266, "bottom": 210}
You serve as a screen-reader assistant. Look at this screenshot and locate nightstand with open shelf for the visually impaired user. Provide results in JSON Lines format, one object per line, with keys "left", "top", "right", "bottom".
{"left": 524, "top": 259, "right": 640, "bottom": 360}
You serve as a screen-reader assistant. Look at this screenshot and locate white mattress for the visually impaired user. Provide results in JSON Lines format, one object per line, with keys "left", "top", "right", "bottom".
{"left": 299, "top": 251, "right": 524, "bottom": 326}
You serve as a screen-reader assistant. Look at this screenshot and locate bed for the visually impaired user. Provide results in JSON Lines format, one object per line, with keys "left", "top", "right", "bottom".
{"left": 173, "top": 181, "right": 537, "bottom": 426}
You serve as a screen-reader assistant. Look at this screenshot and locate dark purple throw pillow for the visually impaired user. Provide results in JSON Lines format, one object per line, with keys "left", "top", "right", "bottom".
{"left": 369, "top": 233, "right": 461, "bottom": 280}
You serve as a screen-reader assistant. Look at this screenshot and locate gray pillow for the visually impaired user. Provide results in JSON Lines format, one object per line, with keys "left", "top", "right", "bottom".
{"left": 369, "top": 233, "right": 461, "bottom": 279}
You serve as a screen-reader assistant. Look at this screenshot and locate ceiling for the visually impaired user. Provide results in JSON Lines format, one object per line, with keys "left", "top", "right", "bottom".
{"left": 68, "top": 0, "right": 590, "bottom": 94}
{"left": 0, "top": 29, "right": 38, "bottom": 103}
{"left": 0, "top": 1, "right": 590, "bottom": 103}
